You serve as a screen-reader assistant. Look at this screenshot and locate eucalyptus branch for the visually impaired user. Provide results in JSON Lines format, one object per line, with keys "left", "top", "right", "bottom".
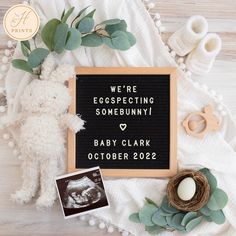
{"left": 33, "top": 36, "right": 38, "bottom": 49}
{"left": 11, "top": 6, "right": 136, "bottom": 77}
{"left": 70, "top": 17, "right": 78, "bottom": 27}
{"left": 94, "top": 28, "right": 111, "bottom": 38}
{"left": 94, "top": 24, "right": 100, "bottom": 31}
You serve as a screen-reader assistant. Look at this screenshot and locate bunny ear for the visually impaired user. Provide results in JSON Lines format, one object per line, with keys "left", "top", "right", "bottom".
{"left": 204, "top": 105, "right": 213, "bottom": 114}
{"left": 40, "top": 54, "right": 57, "bottom": 80}
{"left": 49, "top": 64, "right": 75, "bottom": 83}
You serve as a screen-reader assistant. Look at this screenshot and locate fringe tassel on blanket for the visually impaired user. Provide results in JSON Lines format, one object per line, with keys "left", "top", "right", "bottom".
{"left": 0, "top": 40, "right": 16, "bottom": 115}
{"left": 78, "top": 214, "right": 133, "bottom": 236}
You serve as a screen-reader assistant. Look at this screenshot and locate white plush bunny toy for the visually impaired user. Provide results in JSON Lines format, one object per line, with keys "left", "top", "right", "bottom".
{"left": 2, "top": 55, "right": 84, "bottom": 209}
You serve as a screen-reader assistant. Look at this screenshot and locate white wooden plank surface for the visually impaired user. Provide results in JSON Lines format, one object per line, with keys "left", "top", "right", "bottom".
{"left": 0, "top": 0, "right": 236, "bottom": 235}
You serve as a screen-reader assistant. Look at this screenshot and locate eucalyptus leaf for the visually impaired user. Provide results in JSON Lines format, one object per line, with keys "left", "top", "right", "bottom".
{"left": 139, "top": 203, "right": 158, "bottom": 226}
{"left": 203, "top": 215, "right": 213, "bottom": 222}
{"left": 166, "top": 215, "right": 185, "bottom": 232}
{"left": 41, "top": 18, "right": 61, "bottom": 51}
{"left": 81, "top": 33, "right": 103, "bottom": 47}
{"left": 75, "top": 9, "right": 96, "bottom": 29}
{"left": 74, "top": 6, "right": 91, "bottom": 20}
{"left": 86, "top": 9, "right": 96, "bottom": 18}
{"left": 161, "top": 196, "right": 179, "bottom": 214}
{"left": 61, "top": 7, "right": 75, "bottom": 23}
{"left": 102, "top": 37, "right": 115, "bottom": 49}
{"left": 185, "top": 216, "right": 203, "bottom": 232}
{"left": 61, "top": 9, "right": 65, "bottom": 20}
{"left": 54, "top": 23, "right": 69, "bottom": 53}
{"left": 99, "top": 19, "right": 121, "bottom": 26}
{"left": 129, "top": 213, "right": 140, "bottom": 223}
{"left": 199, "top": 168, "right": 217, "bottom": 193}
{"left": 157, "top": 208, "right": 173, "bottom": 217}
{"left": 200, "top": 205, "right": 212, "bottom": 216}
{"left": 111, "top": 30, "right": 131, "bottom": 50}
{"left": 152, "top": 210, "right": 167, "bottom": 226}
{"left": 22, "top": 40, "right": 30, "bottom": 50}
{"left": 181, "top": 212, "right": 198, "bottom": 226}
{"left": 209, "top": 210, "right": 225, "bottom": 224}
{"left": 207, "top": 188, "right": 228, "bottom": 211}
{"left": 27, "top": 48, "right": 49, "bottom": 68}
{"left": 145, "top": 197, "right": 158, "bottom": 207}
{"left": 77, "top": 17, "right": 94, "bottom": 33}
{"left": 199, "top": 168, "right": 209, "bottom": 174}
{"left": 12, "top": 59, "right": 33, "bottom": 74}
{"left": 171, "top": 213, "right": 185, "bottom": 231}
{"left": 145, "top": 225, "right": 163, "bottom": 235}
{"left": 105, "top": 20, "right": 127, "bottom": 35}
{"left": 20, "top": 41, "right": 30, "bottom": 57}
{"left": 65, "top": 28, "right": 82, "bottom": 50}
{"left": 166, "top": 215, "right": 174, "bottom": 228}
{"left": 125, "top": 31, "right": 136, "bottom": 46}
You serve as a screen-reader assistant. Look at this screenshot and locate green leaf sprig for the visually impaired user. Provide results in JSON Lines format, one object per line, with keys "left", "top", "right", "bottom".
{"left": 12, "top": 6, "right": 136, "bottom": 76}
{"left": 129, "top": 168, "right": 228, "bottom": 235}
{"left": 12, "top": 40, "right": 49, "bottom": 75}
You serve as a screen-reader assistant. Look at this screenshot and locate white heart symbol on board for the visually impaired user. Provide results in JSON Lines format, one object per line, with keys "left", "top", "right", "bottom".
{"left": 119, "top": 123, "right": 127, "bottom": 131}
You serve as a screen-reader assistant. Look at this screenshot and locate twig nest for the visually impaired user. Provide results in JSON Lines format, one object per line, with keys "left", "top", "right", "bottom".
{"left": 167, "top": 169, "right": 210, "bottom": 212}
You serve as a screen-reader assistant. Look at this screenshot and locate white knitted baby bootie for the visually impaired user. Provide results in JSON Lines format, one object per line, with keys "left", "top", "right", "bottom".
{"left": 168, "top": 15, "right": 208, "bottom": 56}
{"left": 185, "top": 33, "right": 222, "bottom": 75}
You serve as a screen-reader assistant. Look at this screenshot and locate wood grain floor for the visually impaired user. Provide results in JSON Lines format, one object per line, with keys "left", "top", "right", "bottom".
{"left": 0, "top": 0, "right": 236, "bottom": 236}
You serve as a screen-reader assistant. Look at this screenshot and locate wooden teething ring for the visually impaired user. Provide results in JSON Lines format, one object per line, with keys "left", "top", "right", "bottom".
{"left": 182, "top": 105, "right": 220, "bottom": 139}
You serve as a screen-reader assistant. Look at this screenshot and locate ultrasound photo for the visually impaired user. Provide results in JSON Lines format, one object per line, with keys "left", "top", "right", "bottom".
{"left": 55, "top": 167, "right": 109, "bottom": 219}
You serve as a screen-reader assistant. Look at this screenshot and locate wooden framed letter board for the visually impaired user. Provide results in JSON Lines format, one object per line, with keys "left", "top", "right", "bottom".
{"left": 68, "top": 67, "right": 177, "bottom": 177}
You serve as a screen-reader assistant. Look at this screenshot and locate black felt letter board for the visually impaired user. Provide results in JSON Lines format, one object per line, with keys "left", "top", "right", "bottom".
{"left": 74, "top": 73, "right": 174, "bottom": 173}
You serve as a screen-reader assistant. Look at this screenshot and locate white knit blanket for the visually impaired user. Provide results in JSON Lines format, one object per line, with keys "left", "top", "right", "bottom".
{"left": 4, "top": 0, "right": 236, "bottom": 235}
